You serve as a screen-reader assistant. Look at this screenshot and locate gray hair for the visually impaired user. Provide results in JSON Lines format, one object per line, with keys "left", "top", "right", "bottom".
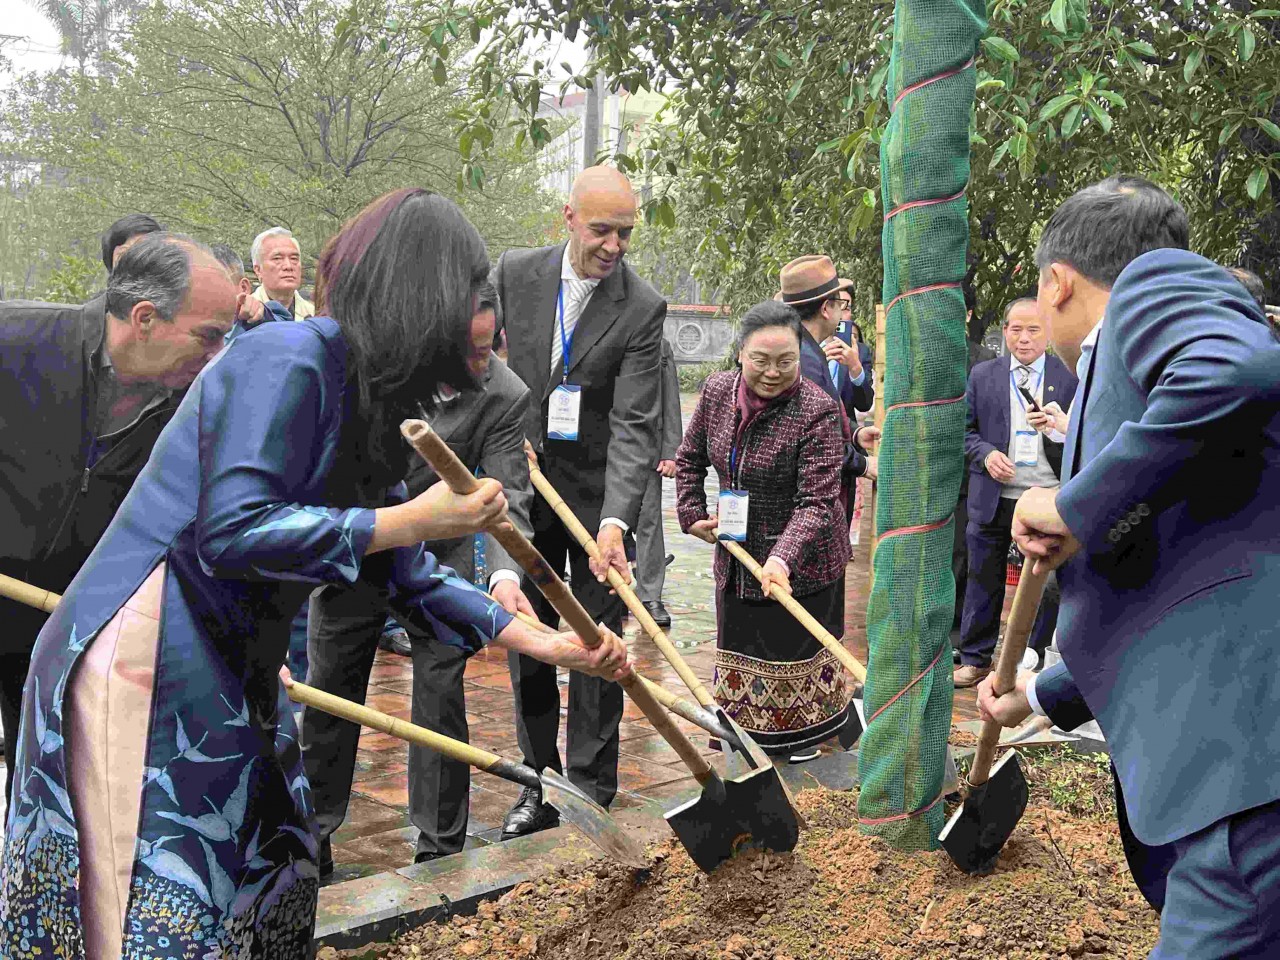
{"left": 251, "top": 226, "right": 299, "bottom": 267}
{"left": 209, "top": 242, "right": 244, "bottom": 282}
{"left": 105, "top": 233, "right": 208, "bottom": 322}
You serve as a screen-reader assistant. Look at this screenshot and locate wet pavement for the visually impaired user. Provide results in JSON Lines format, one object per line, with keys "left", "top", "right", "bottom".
{"left": 323, "top": 392, "right": 987, "bottom": 884}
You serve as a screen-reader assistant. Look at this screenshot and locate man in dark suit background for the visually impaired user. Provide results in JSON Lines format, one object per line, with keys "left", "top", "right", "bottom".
{"left": 494, "top": 165, "right": 666, "bottom": 836}
{"left": 830, "top": 281, "right": 875, "bottom": 417}
{"left": 953, "top": 298, "right": 1077, "bottom": 687}
{"left": 980, "top": 176, "right": 1280, "bottom": 953}
{"left": 301, "top": 282, "right": 538, "bottom": 872}
{"left": 634, "top": 338, "right": 682, "bottom": 627}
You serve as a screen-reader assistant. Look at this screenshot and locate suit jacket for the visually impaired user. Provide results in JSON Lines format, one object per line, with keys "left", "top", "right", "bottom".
{"left": 659, "top": 339, "right": 682, "bottom": 460}
{"left": 1049, "top": 249, "right": 1280, "bottom": 846}
{"left": 494, "top": 245, "right": 666, "bottom": 530}
{"left": 963, "top": 352, "right": 1077, "bottom": 525}
{"left": 833, "top": 345, "right": 874, "bottom": 415}
{"left": 402, "top": 357, "right": 534, "bottom": 579}
{"left": 798, "top": 324, "right": 868, "bottom": 479}
{"left": 675, "top": 372, "right": 849, "bottom": 600}
{"left": 0, "top": 294, "right": 181, "bottom": 653}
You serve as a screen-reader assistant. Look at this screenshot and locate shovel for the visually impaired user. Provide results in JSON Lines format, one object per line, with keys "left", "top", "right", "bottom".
{"left": 401, "top": 419, "right": 801, "bottom": 872}
{"left": 0, "top": 571, "right": 648, "bottom": 868}
{"left": 284, "top": 678, "right": 647, "bottom": 868}
{"left": 522, "top": 446, "right": 774, "bottom": 771}
{"left": 718, "top": 539, "right": 866, "bottom": 749}
{"left": 940, "top": 563, "right": 1050, "bottom": 875}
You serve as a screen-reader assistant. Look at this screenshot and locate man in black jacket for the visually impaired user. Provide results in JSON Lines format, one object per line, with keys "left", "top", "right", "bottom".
{"left": 0, "top": 233, "right": 235, "bottom": 797}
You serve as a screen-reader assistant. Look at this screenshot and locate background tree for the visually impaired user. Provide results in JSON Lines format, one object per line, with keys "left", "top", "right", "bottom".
{"left": 458, "top": 0, "right": 1280, "bottom": 330}
{"left": 2, "top": 0, "right": 560, "bottom": 295}
{"left": 22, "top": 0, "right": 142, "bottom": 74}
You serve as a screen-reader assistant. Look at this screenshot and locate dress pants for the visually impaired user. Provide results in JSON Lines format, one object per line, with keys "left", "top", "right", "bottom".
{"left": 634, "top": 469, "right": 667, "bottom": 603}
{"left": 510, "top": 495, "right": 625, "bottom": 808}
{"left": 0, "top": 644, "right": 36, "bottom": 802}
{"left": 300, "top": 584, "right": 472, "bottom": 857}
{"left": 951, "top": 493, "right": 971, "bottom": 630}
{"left": 957, "top": 496, "right": 1058, "bottom": 667}
{"left": 1151, "top": 797, "right": 1280, "bottom": 958}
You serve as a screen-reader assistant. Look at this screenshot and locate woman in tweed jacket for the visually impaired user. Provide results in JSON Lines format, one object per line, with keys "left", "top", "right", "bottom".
{"left": 675, "top": 301, "right": 853, "bottom": 760}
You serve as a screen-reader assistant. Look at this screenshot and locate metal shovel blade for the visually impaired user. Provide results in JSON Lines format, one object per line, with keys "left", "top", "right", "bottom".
{"left": 938, "top": 750, "right": 1029, "bottom": 875}
{"left": 539, "top": 769, "right": 649, "bottom": 869}
{"left": 664, "top": 764, "right": 801, "bottom": 872}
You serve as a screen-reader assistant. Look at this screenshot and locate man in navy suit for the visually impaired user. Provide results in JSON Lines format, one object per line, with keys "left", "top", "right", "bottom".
{"left": 979, "top": 175, "right": 1280, "bottom": 957}
{"left": 952, "top": 299, "right": 1077, "bottom": 687}
{"left": 830, "top": 282, "right": 875, "bottom": 417}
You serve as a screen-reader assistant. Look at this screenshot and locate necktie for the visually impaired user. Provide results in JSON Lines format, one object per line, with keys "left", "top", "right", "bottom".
{"left": 1015, "top": 365, "right": 1032, "bottom": 389}
{"left": 549, "top": 280, "right": 589, "bottom": 383}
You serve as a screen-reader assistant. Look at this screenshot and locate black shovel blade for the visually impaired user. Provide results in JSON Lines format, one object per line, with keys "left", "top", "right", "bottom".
{"left": 540, "top": 769, "right": 649, "bottom": 869}
{"left": 665, "top": 764, "right": 801, "bottom": 872}
{"left": 939, "top": 750, "right": 1029, "bottom": 875}
{"left": 838, "top": 700, "right": 865, "bottom": 750}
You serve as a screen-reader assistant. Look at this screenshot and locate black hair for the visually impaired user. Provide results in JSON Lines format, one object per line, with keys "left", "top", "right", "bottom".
{"left": 1001, "top": 297, "right": 1038, "bottom": 325}
{"left": 1035, "top": 175, "right": 1188, "bottom": 289}
{"left": 209, "top": 243, "right": 244, "bottom": 280}
{"left": 101, "top": 214, "right": 165, "bottom": 273}
{"left": 1228, "top": 267, "right": 1268, "bottom": 310}
{"left": 474, "top": 277, "right": 502, "bottom": 328}
{"left": 737, "top": 300, "right": 803, "bottom": 353}
{"left": 792, "top": 295, "right": 837, "bottom": 323}
{"left": 105, "top": 233, "right": 205, "bottom": 322}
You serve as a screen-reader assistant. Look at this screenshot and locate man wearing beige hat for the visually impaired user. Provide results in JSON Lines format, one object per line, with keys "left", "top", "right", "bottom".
{"left": 777, "top": 255, "right": 879, "bottom": 483}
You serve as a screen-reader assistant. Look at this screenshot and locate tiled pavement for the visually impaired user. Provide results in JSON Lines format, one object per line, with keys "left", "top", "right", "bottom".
{"left": 324, "top": 393, "right": 988, "bottom": 884}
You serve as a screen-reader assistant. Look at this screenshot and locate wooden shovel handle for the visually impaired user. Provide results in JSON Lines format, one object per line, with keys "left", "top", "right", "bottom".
{"left": 720, "top": 540, "right": 867, "bottom": 683}
{"left": 0, "top": 572, "right": 60, "bottom": 613}
{"left": 524, "top": 449, "right": 716, "bottom": 709}
{"left": 400, "top": 420, "right": 599, "bottom": 645}
{"left": 969, "top": 564, "right": 1050, "bottom": 788}
{"left": 400, "top": 420, "right": 715, "bottom": 785}
{"left": 285, "top": 678, "right": 538, "bottom": 788}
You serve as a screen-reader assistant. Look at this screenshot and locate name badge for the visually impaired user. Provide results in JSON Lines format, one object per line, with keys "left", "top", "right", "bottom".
{"left": 1013, "top": 429, "right": 1039, "bottom": 466}
{"left": 548, "top": 384, "right": 581, "bottom": 441}
{"left": 717, "top": 490, "right": 749, "bottom": 541}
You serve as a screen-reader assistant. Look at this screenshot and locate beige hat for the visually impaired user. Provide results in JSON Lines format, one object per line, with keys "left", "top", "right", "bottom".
{"left": 776, "top": 255, "right": 854, "bottom": 306}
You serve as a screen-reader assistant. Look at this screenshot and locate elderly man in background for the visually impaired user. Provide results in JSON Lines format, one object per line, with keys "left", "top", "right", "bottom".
{"left": 0, "top": 233, "right": 236, "bottom": 797}
{"left": 100, "top": 213, "right": 165, "bottom": 274}
{"left": 250, "top": 226, "right": 315, "bottom": 320}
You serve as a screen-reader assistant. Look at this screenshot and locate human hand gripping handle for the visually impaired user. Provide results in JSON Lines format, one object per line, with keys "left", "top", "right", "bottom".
{"left": 400, "top": 420, "right": 718, "bottom": 783}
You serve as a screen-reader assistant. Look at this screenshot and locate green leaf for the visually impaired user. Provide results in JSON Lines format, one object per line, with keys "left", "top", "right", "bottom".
{"left": 1039, "top": 94, "right": 1077, "bottom": 122}
{"left": 774, "top": 50, "right": 794, "bottom": 69}
{"left": 814, "top": 138, "right": 842, "bottom": 155}
{"left": 988, "top": 139, "right": 1011, "bottom": 171}
{"left": 1097, "top": 89, "right": 1128, "bottom": 110}
{"left": 981, "top": 36, "right": 1020, "bottom": 62}
{"left": 1250, "top": 9, "right": 1280, "bottom": 17}
{"left": 1246, "top": 166, "right": 1268, "bottom": 201}
{"left": 433, "top": 58, "right": 447, "bottom": 86}
{"left": 802, "top": 38, "right": 818, "bottom": 63}
{"left": 1049, "top": 0, "right": 1068, "bottom": 34}
{"left": 785, "top": 76, "right": 805, "bottom": 104}
{"left": 1009, "top": 132, "right": 1028, "bottom": 160}
{"left": 1255, "top": 118, "right": 1280, "bottom": 143}
{"left": 1061, "top": 104, "right": 1083, "bottom": 138}
{"left": 1125, "top": 41, "right": 1157, "bottom": 59}
{"left": 1219, "top": 119, "right": 1243, "bottom": 146}
{"left": 975, "top": 78, "right": 1006, "bottom": 93}
{"left": 1084, "top": 100, "right": 1113, "bottom": 134}
{"left": 446, "top": 20, "right": 461, "bottom": 39}
{"left": 1239, "top": 26, "right": 1256, "bottom": 62}
{"left": 1184, "top": 48, "right": 1204, "bottom": 82}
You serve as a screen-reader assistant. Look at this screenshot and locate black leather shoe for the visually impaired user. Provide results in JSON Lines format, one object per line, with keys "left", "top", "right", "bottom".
{"left": 377, "top": 626, "right": 412, "bottom": 657}
{"left": 642, "top": 600, "right": 672, "bottom": 628}
{"left": 318, "top": 836, "right": 334, "bottom": 880}
{"left": 414, "top": 849, "right": 446, "bottom": 864}
{"left": 501, "top": 785, "right": 560, "bottom": 840}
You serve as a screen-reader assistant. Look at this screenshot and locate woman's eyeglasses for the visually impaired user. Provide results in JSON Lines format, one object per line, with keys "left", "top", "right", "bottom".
{"left": 745, "top": 355, "right": 798, "bottom": 374}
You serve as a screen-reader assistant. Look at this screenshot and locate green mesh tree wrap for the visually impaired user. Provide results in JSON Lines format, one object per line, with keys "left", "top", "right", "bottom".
{"left": 857, "top": 0, "right": 987, "bottom": 851}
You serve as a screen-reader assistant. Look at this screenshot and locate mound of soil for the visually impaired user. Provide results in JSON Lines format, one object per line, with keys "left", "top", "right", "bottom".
{"left": 377, "top": 779, "right": 1157, "bottom": 959}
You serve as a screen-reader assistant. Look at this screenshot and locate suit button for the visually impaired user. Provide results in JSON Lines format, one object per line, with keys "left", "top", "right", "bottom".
{"left": 1107, "top": 529, "right": 1122, "bottom": 543}
{"left": 1137, "top": 503, "right": 1151, "bottom": 517}
{"left": 1127, "top": 511, "right": 1140, "bottom": 525}
{"left": 1117, "top": 521, "right": 1132, "bottom": 534}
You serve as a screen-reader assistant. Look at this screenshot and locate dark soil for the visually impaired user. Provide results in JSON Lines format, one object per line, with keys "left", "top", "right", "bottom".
{"left": 368, "top": 748, "right": 1157, "bottom": 960}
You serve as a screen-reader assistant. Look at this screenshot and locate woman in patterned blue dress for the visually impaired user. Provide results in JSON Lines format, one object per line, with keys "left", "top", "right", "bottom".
{"left": 0, "top": 189, "right": 630, "bottom": 959}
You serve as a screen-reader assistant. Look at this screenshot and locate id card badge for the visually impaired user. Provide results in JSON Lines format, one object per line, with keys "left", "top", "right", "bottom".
{"left": 717, "top": 490, "right": 749, "bottom": 541}
{"left": 547, "top": 384, "right": 581, "bottom": 441}
{"left": 1013, "top": 429, "right": 1039, "bottom": 466}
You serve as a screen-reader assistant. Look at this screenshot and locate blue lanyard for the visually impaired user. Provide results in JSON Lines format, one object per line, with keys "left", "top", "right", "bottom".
{"left": 729, "top": 442, "right": 739, "bottom": 485}
{"left": 557, "top": 282, "right": 574, "bottom": 383}
{"left": 1010, "top": 365, "right": 1043, "bottom": 411}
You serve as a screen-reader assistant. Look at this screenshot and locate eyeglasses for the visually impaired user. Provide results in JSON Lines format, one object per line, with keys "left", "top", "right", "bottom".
{"left": 744, "top": 354, "right": 798, "bottom": 374}
{"left": 836, "top": 299, "right": 853, "bottom": 312}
